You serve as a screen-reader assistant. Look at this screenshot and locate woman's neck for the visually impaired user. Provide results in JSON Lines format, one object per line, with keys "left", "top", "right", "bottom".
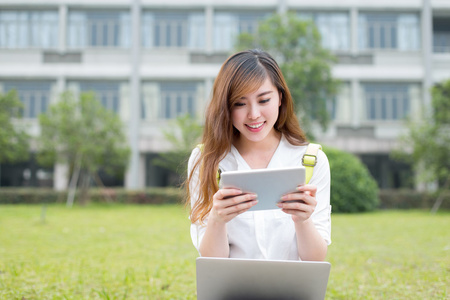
{"left": 233, "top": 130, "right": 282, "bottom": 169}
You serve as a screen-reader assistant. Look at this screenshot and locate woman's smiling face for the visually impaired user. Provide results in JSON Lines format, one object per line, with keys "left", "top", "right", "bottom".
{"left": 231, "top": 77, "right": 282, "bottom": 145}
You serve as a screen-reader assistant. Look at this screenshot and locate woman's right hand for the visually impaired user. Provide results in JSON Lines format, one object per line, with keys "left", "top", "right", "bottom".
{"left": 209, "top": 188, "right": 258, "bottom": 224}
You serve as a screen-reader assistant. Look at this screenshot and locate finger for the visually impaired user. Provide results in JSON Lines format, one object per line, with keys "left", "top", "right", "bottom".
{"left": 296, "top": 184, "right": 317, "bottom": 197}
{"left": 214, "top": 193, "right": 257, "bottom": 211}
{"left": 281, "top": 191, "right": 317, "bottom": 206}
{"left": 296, "top": 193, "right": 316, "bottom": 207}
{"left": 280, "top": 192, "right": 308, "bottom": 203}
{"left": 281, "top": 209, "right": 310, "bottom": 219}
{"left": 227, "top": 207, "right": 255, "bottom": 219}
{"left": 215, "top": 188, "right": 243, "bottom": 200}
{"left": 223, "top": 198, "right": 258, "bottom": 215}
{"left": 277, "top": 201, "right": 311, "bottom": 212}
{"left": 224, "top": 193, "right": 257, "bottom": 208}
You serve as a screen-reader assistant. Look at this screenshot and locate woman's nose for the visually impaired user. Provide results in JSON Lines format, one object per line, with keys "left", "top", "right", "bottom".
{"left": 248, "top": 105, "right": 260, "bottom": 119}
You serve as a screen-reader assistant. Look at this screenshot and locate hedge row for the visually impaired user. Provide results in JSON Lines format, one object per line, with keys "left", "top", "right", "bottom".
{"left": 0, "top": 187, "right": 184, "bottom": 205}
{"left": 379, "top": 189, "right": 450, "bottom": 210}
{"left": 0, "top": 187, "right": 449, "bottom": 210}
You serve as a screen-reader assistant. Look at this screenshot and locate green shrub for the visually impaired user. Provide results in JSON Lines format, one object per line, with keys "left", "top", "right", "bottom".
{"left": 324, "top": 146, "right": 379, "bottom": 213}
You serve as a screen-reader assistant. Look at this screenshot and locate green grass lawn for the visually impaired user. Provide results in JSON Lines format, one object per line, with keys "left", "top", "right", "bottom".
{"left": 0, "top": 204, "right": 448, "bottom": 299}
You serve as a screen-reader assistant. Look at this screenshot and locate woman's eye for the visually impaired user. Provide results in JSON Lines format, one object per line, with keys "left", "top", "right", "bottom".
{"left": 234, "top": 102, "right": 245, "bottom": 107}
{"left": 260, "top": 99, "right": 270, "bottom": 104}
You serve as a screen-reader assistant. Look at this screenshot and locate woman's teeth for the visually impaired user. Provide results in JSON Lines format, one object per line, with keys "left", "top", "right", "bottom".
{"left": 247, "top": 122, "right": 264, "bottom": 129}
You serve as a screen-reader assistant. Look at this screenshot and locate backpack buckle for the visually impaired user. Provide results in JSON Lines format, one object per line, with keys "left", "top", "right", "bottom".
{"left": 302, "top": 154, "right": 317, "bottom": 167}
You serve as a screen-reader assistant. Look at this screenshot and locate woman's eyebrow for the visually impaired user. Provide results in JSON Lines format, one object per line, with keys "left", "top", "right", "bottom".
{"left": 257, "top": 91, "right": 273, "bottom": 97}
{"left": 240, "top": 91, "right": 273, "bottom": 99}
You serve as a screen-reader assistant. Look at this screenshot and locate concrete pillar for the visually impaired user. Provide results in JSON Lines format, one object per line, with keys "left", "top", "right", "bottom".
{"left": 125, "top": 0, "right": 142, "bottom": 189}
{"left": 54, "top": 163, "right": 69, "bottom": 190}
{"left": 351, "top": 79, "right": 360, "bottom": 128}
{"left": 203, "top": 78, "right": 213, "bottom": 122}
{"left": 421, "top": 0, "right": 433, "bottom": 108}
{"left": 205, "top": 5, "right": 213, "bottom": 54}
{"left": 277, "top": 0, "right": 287, "bottom": 14}
{"left": 57, "top": 76, "right": 65, "bottom": 93}
{"left": 51, "top": 77, "right": 68, "bottom": 190}
{"left": 350, "top": 6, "right": 358, "bottom": 55}
{"left": 414, "top": 0, "right": 434, "bottom": 192}
{"left": 59, "top": 4, "right": 67, "bottom": 52}
{"left": 139, "top": 153, "right": 146, "bottom": 188}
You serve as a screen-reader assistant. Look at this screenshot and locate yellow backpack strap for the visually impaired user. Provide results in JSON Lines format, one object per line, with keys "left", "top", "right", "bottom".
{"left": 302, "top": 143, "right": 321, "bottom": 184}
{"left": 197, "top": 144, "right": 221, "bottom": 185}
{"left": 216, "top": 169, "right": 222, "bottom": 186}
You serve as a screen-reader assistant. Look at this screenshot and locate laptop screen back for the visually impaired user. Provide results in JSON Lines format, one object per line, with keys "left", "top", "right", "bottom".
{"left": 196, "top": 257, "right": 331, "bottom": 300}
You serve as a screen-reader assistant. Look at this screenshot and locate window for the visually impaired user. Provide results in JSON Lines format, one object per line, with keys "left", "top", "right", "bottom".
{"left": 433, "top": 18, "right": 450, "bottom": 53}
{"left": 358, "top": 13, "right": 420, "bottom": 51}
{"left": 141, "top": 81, "right": 202, "bottom": 121}
{"left": 68, "top": 11, "right": 130, "bottom": 48}
{"left": 363, "top": 83, "right": 410, "bottom": 120}
{"left": 0, "top": 10, "right": 58, "bottom": 49}
{"left": 328, "top": 97, "right": 337, "bottom": 120}
{"left": 299, "top": 12, "right": 350, "bottom": 51}
{"left": 213, "top": 12, "right": 270, "bottom": 51}
{"left": 142, "top": 11, "right": 205, "bottom": 49}
{"left": 309, "top": 96, "right": 337, "bottom": 121}
{"left": 3, "top": 81, "right": 53, "bottom": 119}
{"left": 434, "top": 32, "right": 450, "bottom": 53}
{"left": 360, "top": 154, "right": 414, "bottom": 189}
{"left": 160, "top": 82, "right": 197, "bottom": 119}
{"left": 78, "top": 81, "right": 121, "bottom": 113}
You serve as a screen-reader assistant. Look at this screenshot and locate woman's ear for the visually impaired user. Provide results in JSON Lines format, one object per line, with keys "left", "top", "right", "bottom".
{"left": 279, "top": 92, "right": 282, "bottom": 107}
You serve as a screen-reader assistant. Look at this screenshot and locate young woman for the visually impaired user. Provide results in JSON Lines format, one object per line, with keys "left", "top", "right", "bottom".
{"left": 186, "top": 49, "right": 331, "bottom": 261}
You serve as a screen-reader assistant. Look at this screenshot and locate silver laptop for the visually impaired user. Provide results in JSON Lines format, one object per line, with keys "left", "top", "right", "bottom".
{"left": 196, "top": 257, "right": 331, "bottom": 300}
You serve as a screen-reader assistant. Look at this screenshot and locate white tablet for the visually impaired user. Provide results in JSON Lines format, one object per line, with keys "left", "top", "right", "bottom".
{"left": 219, "top": 166, "right": 305, "bottom": 211}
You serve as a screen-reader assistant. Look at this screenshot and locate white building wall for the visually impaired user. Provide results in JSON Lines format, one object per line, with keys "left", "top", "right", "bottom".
{"left": 0, "top": 0, "right": 449, "bottom": 189}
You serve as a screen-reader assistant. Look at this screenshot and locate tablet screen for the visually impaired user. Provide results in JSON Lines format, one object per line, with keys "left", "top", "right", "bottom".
{"left": 219, "top": 166, "right": 306, "bottom": 211}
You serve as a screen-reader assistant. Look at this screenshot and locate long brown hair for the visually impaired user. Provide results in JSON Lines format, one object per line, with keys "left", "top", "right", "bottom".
{"left": 187, "top": 49, "right": 307, "bottom": 224}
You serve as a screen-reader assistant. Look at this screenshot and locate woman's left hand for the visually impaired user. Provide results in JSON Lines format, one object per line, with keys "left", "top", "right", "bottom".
{"left": 277, "top": 184, "right": 317, "bottom": 223}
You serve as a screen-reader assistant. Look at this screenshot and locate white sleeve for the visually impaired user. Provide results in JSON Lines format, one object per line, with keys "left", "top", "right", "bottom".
{"left": 187, "top": 147, "right": 208, "bottom": 254}
{"left": 309, "top": 149, "right": 332, "bottom": 245}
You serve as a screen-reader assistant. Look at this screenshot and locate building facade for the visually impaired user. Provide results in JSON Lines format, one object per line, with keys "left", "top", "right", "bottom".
{"left": 0, "top": 0, "right": 449, "bottom": 189}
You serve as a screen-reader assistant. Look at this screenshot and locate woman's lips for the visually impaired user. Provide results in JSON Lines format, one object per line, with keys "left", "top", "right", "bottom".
{"left": 245, "top": 122, "right": 265, "bottom": 132}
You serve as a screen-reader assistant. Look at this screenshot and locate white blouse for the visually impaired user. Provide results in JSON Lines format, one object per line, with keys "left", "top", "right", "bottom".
{"left": 188, "top": 135, "right": 332, "bottom": 260}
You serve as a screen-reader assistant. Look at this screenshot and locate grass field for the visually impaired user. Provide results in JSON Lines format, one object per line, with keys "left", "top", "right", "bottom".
{"left": 0, "top": 204, "right": 448, "bottom": 299}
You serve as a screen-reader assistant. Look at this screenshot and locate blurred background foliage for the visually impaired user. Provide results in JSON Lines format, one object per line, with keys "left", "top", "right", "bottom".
{"left": 0, "top": 90, "right": 30, "bottom": 165}
{"left": 152, "top": 114, "right": 203, "bottom": 184}
{"left": 37, "top": 91, "right": 130, "bottom": 204}
{"left": 392, "top": 78, "right": 450, "bottom": 212}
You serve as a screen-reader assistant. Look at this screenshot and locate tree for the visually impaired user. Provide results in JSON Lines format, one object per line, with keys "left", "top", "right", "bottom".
{"left": 0, "top": 90, "right": 29, "bottom": 165}
{"left": 152, "top": 114, "right": 203, "bottom": 185}
{"left": 38, "top": 91, "right": 130, "bottom": 206}
{"left": 235, "top": 12, "right": 339, "bottom": 138}
{"left": 393, "top": 79, "right": 450, "bottom": 213}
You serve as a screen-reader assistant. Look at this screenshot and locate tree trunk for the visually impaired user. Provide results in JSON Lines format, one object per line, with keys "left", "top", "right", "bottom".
{"left": 41, "top": 204, "right": 47, "bottom": 224}
{"left": 79, "top": 170, "right": 91, "bottom": 206}
{"left": 431, "top": 176, "right": 450, "bottom": 214}
{"left": 67, "top": 153, "right": 82, "bottom": 208}
{"left": 92, "top": 171, "right": 113, "bottom": 203}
